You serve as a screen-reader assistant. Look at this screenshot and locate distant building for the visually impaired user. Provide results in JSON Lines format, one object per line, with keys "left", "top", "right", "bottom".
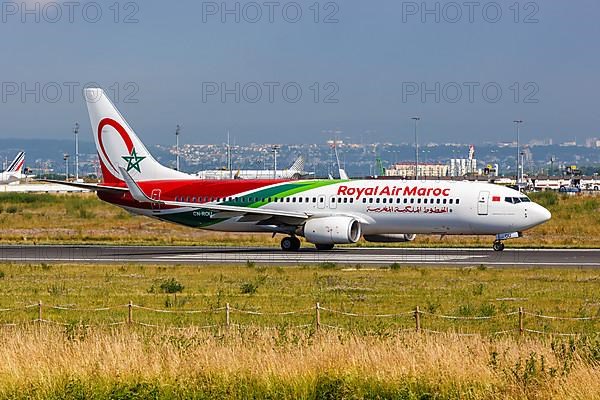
{"left": 385, "top": 163, "right": 448, "bottom": 178}
{"left": 448, "top": 145, "right": 478, "bottom": 177}
{"left": 448, "top": 158, "right": 477, "bottom": 176}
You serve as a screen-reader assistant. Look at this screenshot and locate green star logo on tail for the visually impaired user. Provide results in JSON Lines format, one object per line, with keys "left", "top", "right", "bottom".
{"left": 122, "top": 147, "right": 146, "bottom": 173}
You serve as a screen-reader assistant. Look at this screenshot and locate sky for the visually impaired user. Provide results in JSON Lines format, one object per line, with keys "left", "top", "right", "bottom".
{"left": 0, "top": 0, "right": 599, "bottom": 145}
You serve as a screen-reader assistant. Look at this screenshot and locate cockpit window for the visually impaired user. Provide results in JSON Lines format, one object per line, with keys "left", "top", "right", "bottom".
{"left": 520, "top": 197, "right": 531, "bottom": 202}
{"left": 512, "top": 197, "right": 521, "bottom": 203}
{"left": 505, "top": 197, "right": 513, "bottom": 204}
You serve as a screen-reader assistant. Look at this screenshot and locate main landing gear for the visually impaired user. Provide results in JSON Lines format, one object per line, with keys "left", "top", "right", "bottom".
{"left": 314, "top": 243, "right": 335, "bottom": 251}
{"left": 492, "top": 241, "right": 505, "bottom": 252}
{"left": 280, "top": 236, "right": 301, "bottom": 252}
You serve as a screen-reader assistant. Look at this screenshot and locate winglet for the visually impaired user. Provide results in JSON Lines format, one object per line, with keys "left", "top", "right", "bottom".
{"left": 119, "top": 166, "right": 155, "bottom": 203}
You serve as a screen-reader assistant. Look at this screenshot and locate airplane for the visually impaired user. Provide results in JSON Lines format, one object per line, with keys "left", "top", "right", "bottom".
{"left": 55, "top": 88, "right": 551, "bottom": 252}
{"left": 196, "top": 155, "right": 310, "bottom": 180}
{"left": 0, "top": 151, "right": 29, "bottom": 184}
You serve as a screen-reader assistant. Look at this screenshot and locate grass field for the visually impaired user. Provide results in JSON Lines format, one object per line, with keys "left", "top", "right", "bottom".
{"left": 0, "top": 190, "right": 599, "bottom": 247}
{"left": 0, "top": 263, "right": 599, "bottom": 399}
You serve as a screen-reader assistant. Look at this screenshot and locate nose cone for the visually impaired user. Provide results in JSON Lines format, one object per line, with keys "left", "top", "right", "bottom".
{"left": 531, "top": 203, "right": 552, "bottom": 226}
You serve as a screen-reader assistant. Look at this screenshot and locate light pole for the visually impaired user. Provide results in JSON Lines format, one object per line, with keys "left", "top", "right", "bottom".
{"left": 175, "top": 124, "right": 181, "bottom": 171}
{"left": 271, "top": 145, "right": 280, "bottom": 179}
{"left": 227, "top": 130, "right": 232, "bottom": 179}
{"left": 63, "top": 154, "right": 69, "bottom": 181}
{"left": 513, "top": 120, "right": 523, "bottom": 186}
{"left": 411, "top": 116, "right": 421, "bottom": 180}
{"left": 73, "top": 122, "right": 80, "bottom": 181}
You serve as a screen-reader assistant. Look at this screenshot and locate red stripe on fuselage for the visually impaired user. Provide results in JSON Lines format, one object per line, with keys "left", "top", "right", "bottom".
{"left": 98, "top": 179, "right": 289, "bottom": 209}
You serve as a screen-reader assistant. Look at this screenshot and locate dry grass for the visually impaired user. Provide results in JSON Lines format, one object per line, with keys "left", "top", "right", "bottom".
{"left": 0, "top": 191, "right": 598, "bottom": 247}
{"left": 0, "top": 326, "right": 598, "bottom": 399}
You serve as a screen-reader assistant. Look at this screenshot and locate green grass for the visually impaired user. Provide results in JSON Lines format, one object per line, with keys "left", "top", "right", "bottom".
{"left": 0, "top": 191, "right": 599, "bottom": 247}
{"left": 0, "top": 263, "right": 598, "bottom": 399}
{"left": 0, "top": 263, "right": 599, "bottom": 335}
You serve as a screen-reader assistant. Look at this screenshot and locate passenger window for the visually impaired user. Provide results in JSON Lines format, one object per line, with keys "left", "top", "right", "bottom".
{"left": 369, "top": 198, "right": 373, "bottom": 203}
{"left": 305, "top": 198, "right": 309, "bottom": 203}
{"left": 456, "top": 199, "right": 460, "bottom": 204}
{"left": 443, "top": 199, "right": 447, "bottom": 204}
{"left": 449, "top": 199, "right": 453, "bottom": 204}
{"left": 410, "top": 198, "right": 415, "bottom": 204}
{"left": 292, "top": 198, "right": 296, "bottom": 203}
{"left": 424, "top": 199, "right": 428, "bottom": 204}
{"left": 376, "top": 198, "right": 380, "bottom": 203}
{"left": 437, "top": 199, "right": 441, "bottom": 204}
{"left": 313, "top": 197, "right": 317, "bottom": 203}
{"left": 286, "top": 198, "right": 290, "bottom": 203}
{"left": 298, "top": 198, "right": 303, "bottom": 203}
{"left": 350, "top": 198, "right": 354, "bottom": 203}
{"left": 397, "top": 198, "right": 401, "bottom": 204}
{"left": 417, "top": 198, "right": 421, "bottom": 204}
{"left": 382, "top": 198, "right": 387, "bottom": 204}
{"left": 362, "top": 198, "right": 366, "bottom": 203}
{"left": 404, "top": 198, "right": 408, "bottom": 204}
{"left": 344, "top": 198, "right": 348, "bottom": 203}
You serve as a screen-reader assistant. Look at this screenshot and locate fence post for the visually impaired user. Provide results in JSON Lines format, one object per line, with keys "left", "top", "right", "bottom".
{"left": 38, "top": 300, "right": 42, "bottom": 322}
{"left": 316, "top": 303, "right": 321, "bottom": 331}
{"left": 226, "top": 303, "right": 230, "bottom": 328}
{"left": 128, "top": 301, "right": 133, "bottom": 324}
{"left": 415, "top": 306, "right": 421, "bottom": 333}
{"left": 519, "top": 307, "right": 524, "bottom": 335}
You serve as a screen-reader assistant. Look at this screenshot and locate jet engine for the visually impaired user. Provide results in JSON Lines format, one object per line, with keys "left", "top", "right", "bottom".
{"left": 303, "top": 217, "right": 361, "bottom": 245}
{"left": 363, "top": 234, "right": 416, "bottom": 243}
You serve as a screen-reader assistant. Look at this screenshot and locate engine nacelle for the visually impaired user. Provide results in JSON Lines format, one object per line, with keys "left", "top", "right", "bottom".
{"left": 303, "top": 217, "right": 361, "bottom": 245}
{"left": 363, "top": 234, "right": 416, "bottom": 243}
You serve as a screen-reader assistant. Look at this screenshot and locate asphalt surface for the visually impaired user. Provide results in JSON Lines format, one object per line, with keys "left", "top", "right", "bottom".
{"left": 0, "top": 245, "right": 599, "bottom": 267}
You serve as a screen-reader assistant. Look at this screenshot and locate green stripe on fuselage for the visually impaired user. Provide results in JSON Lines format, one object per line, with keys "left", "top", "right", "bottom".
{"left": 221, "top": 180, "right": 343, "bottom": 208}
{"left": 157, "top": 180, "right": 344, "bottom": 228}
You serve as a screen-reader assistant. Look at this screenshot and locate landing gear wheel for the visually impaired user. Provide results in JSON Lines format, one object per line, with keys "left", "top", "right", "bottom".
{"left": 492, "top": 241, "right": 505, "bottom": 252}
{"left": 281, "top": 236, "right": 301, "bottom": 252}
{"left": 315, "top": 243, "right": 335, "bottom": 251}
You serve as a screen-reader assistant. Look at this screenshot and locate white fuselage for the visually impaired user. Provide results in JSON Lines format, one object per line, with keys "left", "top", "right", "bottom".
{"left": 126, "top": 179, "right": 551, "bottom": 236}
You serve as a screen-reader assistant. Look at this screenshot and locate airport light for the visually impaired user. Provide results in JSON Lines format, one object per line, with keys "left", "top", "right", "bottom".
{"left": 175, "top": 125, "right": 181, "bottom": 171}
{"left": 513, "top": 120, "right": 523, "bottom": 186}
{"left": 271, "top": 145, "right": 280, "bottom": 179}
{"left": 73, "top": 122, "right": 80, "bottom": 181}
{"left": 411, "top": 117, "right": 421, "bottom": 180}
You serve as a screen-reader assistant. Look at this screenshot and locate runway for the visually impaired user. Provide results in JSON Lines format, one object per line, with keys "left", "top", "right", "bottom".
{"left": 0, "top": 245, "right": 599, "bottom": 267}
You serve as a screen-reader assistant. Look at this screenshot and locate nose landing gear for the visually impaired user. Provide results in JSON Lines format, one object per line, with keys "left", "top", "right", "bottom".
{"left": 492, "top": 232, "right": 522, "bottom": 251}
{"left": 281, "top": 236, "right": 301, "bottom": 252}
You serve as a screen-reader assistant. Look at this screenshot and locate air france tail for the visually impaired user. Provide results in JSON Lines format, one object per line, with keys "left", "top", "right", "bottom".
{"left": 84, "top": 88, "right": 192, "bottom": 185}
{"left": 6, "top": 151, "right": 25, "bottom": 174}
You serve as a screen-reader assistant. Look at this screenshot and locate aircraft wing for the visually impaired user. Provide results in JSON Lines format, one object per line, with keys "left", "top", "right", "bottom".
{"left": 38, "top": 179, "right": 128, "bottom": 193}
{"left": 119, "top": 167, "right": 310, "bottom": 221}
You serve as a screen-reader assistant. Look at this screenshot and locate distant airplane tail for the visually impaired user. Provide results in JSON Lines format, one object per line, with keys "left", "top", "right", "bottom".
{"left": 6, "top": 151, "right": 25, "bottom": 174}
{"left": 289, "top": 155, "right": 305, "bottom": 173}
{"left": 84, "top": 88, "right": 192, "bottom": 185}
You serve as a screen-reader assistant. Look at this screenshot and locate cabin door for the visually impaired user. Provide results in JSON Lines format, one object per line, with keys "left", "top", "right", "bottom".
{"left": 477, "top": 191, "right": 489, "bottom": 215}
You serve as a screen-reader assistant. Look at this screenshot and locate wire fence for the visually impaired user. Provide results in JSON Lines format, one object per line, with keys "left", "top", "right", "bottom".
{"left": 0, "top": 301, "right": 598, "bottom": 336}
